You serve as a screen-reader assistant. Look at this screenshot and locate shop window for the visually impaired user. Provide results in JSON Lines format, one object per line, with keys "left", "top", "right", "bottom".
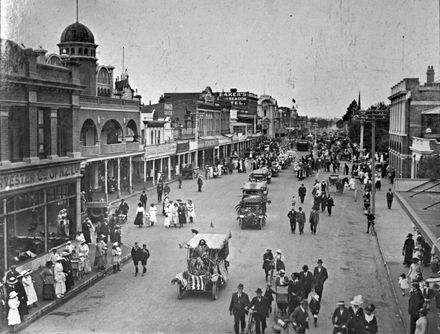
{"left": 8, "top": 107, "right": 29, "bottom": 162}
{"left": 1, "top": 183, "right": 77, "bottom": 270}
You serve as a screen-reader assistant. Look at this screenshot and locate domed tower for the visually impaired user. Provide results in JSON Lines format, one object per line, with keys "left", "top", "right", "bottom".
{"left": 58, "top": 22, "right": 97, "bottom": 96}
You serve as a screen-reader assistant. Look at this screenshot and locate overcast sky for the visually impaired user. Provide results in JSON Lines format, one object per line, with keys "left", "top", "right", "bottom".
{"left": 2, "top": 0, "right": 439, "bottom": 117}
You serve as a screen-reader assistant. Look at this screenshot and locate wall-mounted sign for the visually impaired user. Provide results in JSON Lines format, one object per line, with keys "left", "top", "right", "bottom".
{"left": 176, "top": 141, "right": 190, "bottom": 153}
{"left": 144, "top": 142, "right": 177, "bottom": 159}
{"left": 0, "top": 163, "right": 81, "bottom": 192}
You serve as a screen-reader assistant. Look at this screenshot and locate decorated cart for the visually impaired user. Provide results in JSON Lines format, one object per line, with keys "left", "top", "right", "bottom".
{"left": 171, "top": 233, "right": 231, "bottom": 300}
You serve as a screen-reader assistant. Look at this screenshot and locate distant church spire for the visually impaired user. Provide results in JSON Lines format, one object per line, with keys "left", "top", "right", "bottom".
{"left": 358, "top": 91, "right": 361, "bottom": 110}
{"left": 76, "top": 0, "right": 79, "bottom": 23}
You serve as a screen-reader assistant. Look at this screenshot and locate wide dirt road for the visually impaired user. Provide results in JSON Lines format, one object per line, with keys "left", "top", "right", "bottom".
{"left": 23, "top": 158, "right": 404, "bottom": 334}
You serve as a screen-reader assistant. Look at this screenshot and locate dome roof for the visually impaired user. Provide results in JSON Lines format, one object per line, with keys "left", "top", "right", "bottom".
{"left": 60, "top": 22, "right": 95, "bottom": 44}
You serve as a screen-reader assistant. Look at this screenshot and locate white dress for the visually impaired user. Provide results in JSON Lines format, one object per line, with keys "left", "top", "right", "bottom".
{"left": 78, "top": 243, "right": 91, "bottom": 273}
{"left": 22, "top": 275, "right": 38, "bottom": 305}
{"left": 149, "top": 206, "right": 157, "bottom": 224}
{"left": 163, "top": 205, "right": 171, "bottom": 227}
{"left": 187, "top": 203, "right": 195, "bottom": 219}
{"left": 8, "top": 298, "right": 21, "bottom": 326}
{"left": 171, "top": 205, "right": 179, "bottom": 226}
{"left": 54, "top": 262, "right": 66, "bottom": 296}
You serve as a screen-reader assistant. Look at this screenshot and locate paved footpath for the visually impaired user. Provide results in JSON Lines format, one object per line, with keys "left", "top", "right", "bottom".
{"left": 372, "top": 179, "right": 440, "bottom": 334}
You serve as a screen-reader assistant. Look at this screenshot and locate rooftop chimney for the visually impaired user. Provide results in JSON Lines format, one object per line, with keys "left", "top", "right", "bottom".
{"left": 426, "top": 65, "right": 435, "bottom": 84}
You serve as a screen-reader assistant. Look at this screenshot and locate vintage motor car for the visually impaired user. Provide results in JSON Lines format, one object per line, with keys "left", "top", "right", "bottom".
{"left": 171, "top": 233, "right": 231, "bottom": 300}
{"left": 249, "top": 168, "right": 272, "bottom": 184}
{"left": 271, "top": 162, "right": 280, "bottom": 177}
{"left": 242, "top": 182, "right": 268, "bottom": 200}
{"left": 236, "top": 195, "right": 271, "bottom": 230}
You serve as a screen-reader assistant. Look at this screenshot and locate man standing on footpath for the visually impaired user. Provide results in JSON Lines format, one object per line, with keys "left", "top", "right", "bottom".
{"left": 386, "top": 188, "right": 394, "bottom": 209}
{"left": 298, "top": 184, "right": 307, "bottom": 204}
{"left": 296, "top": 207, "right": 306, "bottom": 235}
{"left": 131, "top": 242, "right": 143, "bottom": 277}
{"left": 408, "top": 281, "right": 424, "bottom": 334}
{"left": 229, "top": 283, "right": 250, "bottom": 334}
{"left": 313, "top": 259, "right": 328, "bottom": 301}
{"left": 326, "top": 194, "right": 334, "bottom": 216}
{"left": 157, "top": 182, "right": 163, "bottom": 202}
{"left": 247, "top": 288, "right": 269, "bottom": 334}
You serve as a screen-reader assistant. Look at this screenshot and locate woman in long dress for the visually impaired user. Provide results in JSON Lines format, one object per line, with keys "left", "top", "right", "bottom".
{"left": 54, "top": 256, "right": 66, "bottom": 298}
{"left": 149, "top": 203, "right": 157, "bottom": 227}
{"left": 171, "top": 202, "right": 179, "bottom": 227}
{"left": 40, "top": 261, "right": 55, "bottom": 300}
{"left": 134, "top": 202, "right": 144, "bottom": 227}
{"left": 407, "top": 257, "right": 423, "bottom": 284}
{"left": 78, "top": 241, "right": 92, "bottom": 274}
{"left": 21, "top": 270, "right": 38, "bottom": 307}
{"left": 402, "top": 234, "right": 415, "bottom": 267}
{"left": 163, "top": 202, "right": 171, "bottom": 228}
{"left": 7, "top": 291, "right": 21, "bottom": 327}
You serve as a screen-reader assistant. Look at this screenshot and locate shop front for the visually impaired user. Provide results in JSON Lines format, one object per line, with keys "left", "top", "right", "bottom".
{"left": 0, "top": 160, "right": 82, "bottom": 272}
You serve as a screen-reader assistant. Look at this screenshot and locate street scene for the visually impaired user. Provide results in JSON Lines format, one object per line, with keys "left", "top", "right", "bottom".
{"left": 2, "top": 1, "right": 440, "bottom": 334}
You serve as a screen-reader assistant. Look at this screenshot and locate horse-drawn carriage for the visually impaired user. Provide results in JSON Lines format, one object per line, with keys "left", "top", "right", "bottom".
{"left": 171, "top": 233, "right": 231, "bottom": 300}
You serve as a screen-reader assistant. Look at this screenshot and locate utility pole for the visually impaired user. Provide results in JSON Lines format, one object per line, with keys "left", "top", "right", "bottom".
{"left": 355, "top": 109, "right": 387, "bottom": 215}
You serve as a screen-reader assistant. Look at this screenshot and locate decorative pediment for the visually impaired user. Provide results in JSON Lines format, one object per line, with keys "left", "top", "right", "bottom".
{"left": 0, "top": 39, "right": 28, "bottom": 76}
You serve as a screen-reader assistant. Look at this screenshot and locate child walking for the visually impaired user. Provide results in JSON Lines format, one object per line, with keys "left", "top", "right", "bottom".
{"left": 399, "top": 273, "right": 409, "bottom": 296}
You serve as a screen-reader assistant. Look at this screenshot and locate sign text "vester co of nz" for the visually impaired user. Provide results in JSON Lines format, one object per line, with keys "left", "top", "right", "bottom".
{"left": 0, "top": 164, "right": 81, "bottom": 191}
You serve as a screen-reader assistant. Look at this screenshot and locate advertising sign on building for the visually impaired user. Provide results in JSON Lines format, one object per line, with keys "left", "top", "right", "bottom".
{"left": 144, "top": 142, "right": 177, "bottom": 159}
{"left": 176, "top": 140, "right": 190, "bottom": 153}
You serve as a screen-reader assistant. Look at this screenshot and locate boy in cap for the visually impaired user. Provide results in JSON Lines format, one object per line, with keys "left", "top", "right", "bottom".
{"left": 229, "top": 283, "right": 250, "bottom": 334}
{"left": 247, "top": 288, "right": 269, "bottom": 334}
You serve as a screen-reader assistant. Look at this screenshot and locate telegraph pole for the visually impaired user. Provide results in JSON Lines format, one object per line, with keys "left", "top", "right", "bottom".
{"left": 355, "top": 109, "right": 387, "bottom": 215}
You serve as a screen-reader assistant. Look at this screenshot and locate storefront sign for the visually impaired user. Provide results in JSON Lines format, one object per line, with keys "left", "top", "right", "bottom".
{"left": 0, "top": 163, "right": 81, "bottom": 191}
{"left": 199, "top": 138, "right": 219, "bottom": 148}
{"left": 144, "top": 142, "right": 177, "bottom": 159}
{"left": 176, "top": 141, "right": 190, "bottom": 153}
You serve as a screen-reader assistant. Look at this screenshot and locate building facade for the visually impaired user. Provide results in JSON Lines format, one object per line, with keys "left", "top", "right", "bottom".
{"left": 389, "top": 66, "right": 440, "bottom": 178}
{"left": 0, "top": 39, "right": 84, "bottom": 271}
{"left": 257, "top": 95, "right": 278, "bottom": 137}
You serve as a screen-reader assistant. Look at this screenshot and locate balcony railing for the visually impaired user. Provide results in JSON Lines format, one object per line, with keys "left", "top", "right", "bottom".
{"left": 101, "top": 143, "right": 126, "bottom": 154}
{"left": 81, "top": 145, "right": 99, "bottom": 156}
{"left": 126, "top": 142, "right": 141, "bottom": 151}
{"left": 79, "top": 95, "right": 140, "bottom": 108}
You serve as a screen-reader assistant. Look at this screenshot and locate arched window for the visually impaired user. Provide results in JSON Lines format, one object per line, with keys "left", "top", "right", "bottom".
{"left": 70, "top": 48, "right": 75, "bottom": 55}
{"left": 101, "top": 120, "right": 122, "bottom": 144}
{"left": 80, "top": 119, "right": 97, "bottom": 146}
{"left": 84, "top": 48, "right": 88, "bottom": 56}
{"left": 97, "top": 67, "right": 110, "bottom": 84}
{"left": 79, "top": 48, "right": 83, "bottom": 55}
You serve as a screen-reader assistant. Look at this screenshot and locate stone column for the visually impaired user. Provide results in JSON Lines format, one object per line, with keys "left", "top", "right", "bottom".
{"left": 26, "top": 106, "right": 39, "bottom": 163}
{"left": 0, "top": 108, "right": 10, "bottom": 165}
{"left": 3, "top": 199, "right": 8, "bottom": 269}
{"left": 43, "top": 190, "right": 48, "bottom": 252}
{"left": 160, "top": 158, "right": 163, "bottom": 180}
{"left": 75, "top": 177, "right": 81, "bottom": 238}
{"left": 143, "top": 159, "right": 147, "bottom": 182}
{"left": 104, "top": 160, "right": 109, "bottom": 203}
{"left": 129, "top": 156, "right": 133, "bottom": 193}
{"left": 152, "top": 159, "right": 156, "bottom": 185}
{"left": 168, "top": 156, "right": 171, "bottom": 180}
{"left": 117, "top": 158, "right": 121, "bottom": 198}
{"left": 48, "top": 108, "right": 58, "bottom": 159}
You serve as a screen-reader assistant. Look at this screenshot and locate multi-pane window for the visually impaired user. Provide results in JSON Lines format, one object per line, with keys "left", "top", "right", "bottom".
{"left": 37, "top": 109, "right": 49, "bottom": 158}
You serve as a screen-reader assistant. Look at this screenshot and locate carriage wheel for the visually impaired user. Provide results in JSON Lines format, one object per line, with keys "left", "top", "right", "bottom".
{"left": 211, "top": 281, "right": 219, "bottom": 300}
{"left": 177, "top": 284, "right": 185, "bottom": 299}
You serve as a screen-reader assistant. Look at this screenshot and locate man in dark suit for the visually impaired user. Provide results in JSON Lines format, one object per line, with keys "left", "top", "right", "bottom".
{"left": 331, "top": 301, "right": 350, "bottom": 334}
{"left": 290, "top": 299, "right": 309, "bottom": 334}
{"left": 408, "top": 282, "right": 424, "bottom": 334}
{"left": 299, "top": 265, "right": 313, "bottom": 296}
{"left": 247, "top": 288, "right": 269, "bottom": 334}
{"left": 229, "top": 283, "right": 250, "bottom": 334}
{"left": 386, "top": 188, "right": 394, "bottom": 209}
{"left": 313, "top": 259, "right": 328, "bottom": 301}
{"left": 298, "top": 184, "right": 307, "bottom": 203}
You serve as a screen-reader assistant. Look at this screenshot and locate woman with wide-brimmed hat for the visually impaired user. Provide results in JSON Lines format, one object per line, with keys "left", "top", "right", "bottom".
{"left": 7, "top": 291, "right": 21, "bottom": 328}
{"left": 408, "top": 257, "right": 423, "bottom": 284}
{"left": 40, "top": 261, "right": 55, "bottom": 300}
{"left": 21, "top": 270, "right": 38, "bottom": 308}
{"left": 402, "top": 233, "right": 415, "bottom": 267}
{"left": 54, "top": 254, "right": 66, "bottom": 298}
{"left": 347, "top": 295, "right": 364, "bottom": 334}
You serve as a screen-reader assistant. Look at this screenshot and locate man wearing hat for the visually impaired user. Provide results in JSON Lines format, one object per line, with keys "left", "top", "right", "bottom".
{"left": 290, "top": 299, "right": 309, "bottom": 334}
{"left": 299, "top": 265, "right": 313, "bottom": 297}
{"left": 229, "top": 283, "right": 250, "bottom": 334}
{"left": 5, "top": 265, "right": 19, "bottom": 283}
{"left": 262, "top": 249, "right": 274, "bottom": 282}
{"left": 61, "top": 250, "right": 74, "bottom": 291}
{"left": 408, "top": 282, "right": 424, "bottom": 334}
{"left": 11, "top": 275, "right": 29, "bottom": 320}
{"left": 313, "top": 259, "right": 328, "bottom": 301}
{"left": 247, "top": 288, "right": 270, "bottom": 334}
{"left": 331, "top": 301, "right": 350, "bottom": 334}
{"left": 177, "top": 200, "right": 187, "bottom": 227}
{"left": 403, "top": 233, "right": 415, "bottom": 267}
{"left": 197, "top": 174, "right": 203, "bottom": 192}
{"left": 414, "top": 308, "right": 428, "bottom": 334}
{"left": 288, "top": 273, "right": 304, "bottom": 313}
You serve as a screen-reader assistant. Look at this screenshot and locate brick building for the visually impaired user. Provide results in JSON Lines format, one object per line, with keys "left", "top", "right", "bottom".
{"left": 389, "top": 66, "right": 440, "bottom": 178}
